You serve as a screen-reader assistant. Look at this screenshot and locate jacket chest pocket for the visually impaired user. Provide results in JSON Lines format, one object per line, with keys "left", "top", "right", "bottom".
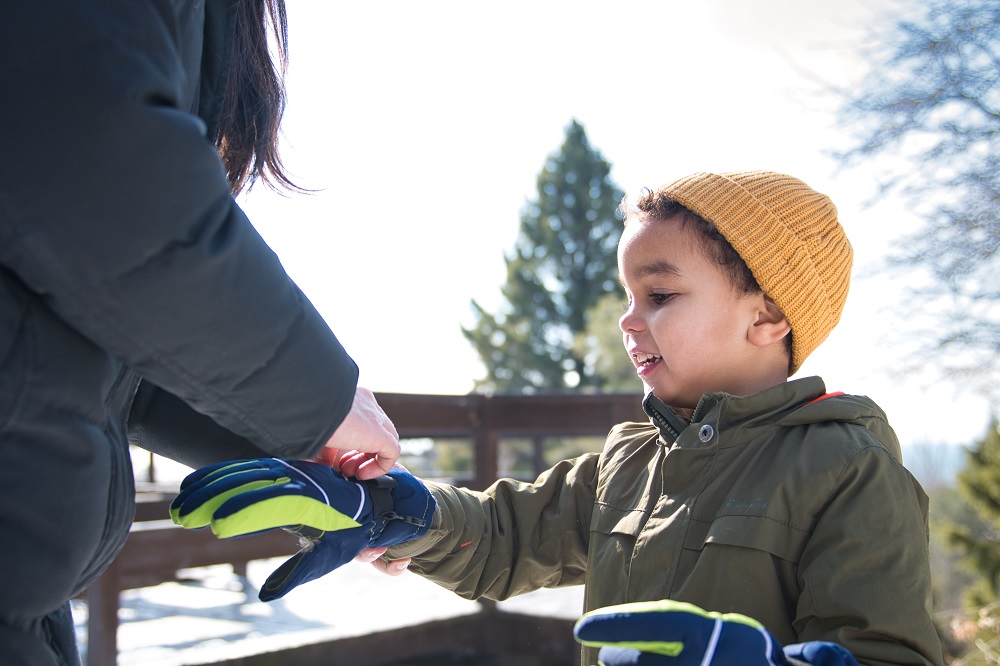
{"left": 676, "top": 514, "right": 807, "bottom": 616}
{"left": 588, "top": 503, "right": 647, "bottom": 596}
{"left": 683, "top": 514, "right": 809, "bottom": 563}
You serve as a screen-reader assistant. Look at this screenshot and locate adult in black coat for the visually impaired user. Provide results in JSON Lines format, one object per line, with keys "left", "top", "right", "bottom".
{"left": 0, "top": 2, "right": 400, "bottom": 664}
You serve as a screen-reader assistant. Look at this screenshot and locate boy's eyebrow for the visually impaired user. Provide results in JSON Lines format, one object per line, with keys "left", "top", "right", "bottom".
{"left": 631, "top": 259, "right": 683, "bottom": 279}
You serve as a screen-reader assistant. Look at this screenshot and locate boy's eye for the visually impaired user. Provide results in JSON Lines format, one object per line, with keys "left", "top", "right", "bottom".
{"left": 649, "top": 292, "right": 674, "bottom": 305}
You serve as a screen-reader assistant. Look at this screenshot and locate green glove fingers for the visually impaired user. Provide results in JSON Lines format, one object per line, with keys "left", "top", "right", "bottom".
{"left": 169, "top": 458, "right": 369, "bottom": 539}
{"left": 209, "top": 492, "right": 363, "bottom": 538}
{"left": 169, "top": 459, "right": 290, "bottom": 527}
{"left": 170, "top": 477, "right": 283, "bottom": 528}
{"left": 575, "top": 599, "right": 863, "bottom": 666}
{"left": 170, "top": 459, "right": 436, "bottom": 602}
{"left": 575, "top": 599, "right": 787, "bottom": 666}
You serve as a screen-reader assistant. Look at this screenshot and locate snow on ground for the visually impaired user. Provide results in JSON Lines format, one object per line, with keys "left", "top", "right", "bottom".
{"left": 87, "top": 451, "right": 583, "bottom": 664}
{"left": 74, "top": 556, "right": 584, "bottom": 665}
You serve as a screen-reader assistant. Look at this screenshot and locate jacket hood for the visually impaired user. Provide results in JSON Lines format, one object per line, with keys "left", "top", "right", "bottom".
{"left": 643, "top": 376, "right": 903, "bottom": 463}
{"left": 778, "top": 388, "right": 902, "bottom": 463}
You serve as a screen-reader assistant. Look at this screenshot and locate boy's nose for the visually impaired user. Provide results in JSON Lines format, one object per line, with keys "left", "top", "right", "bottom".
{"left": 619, "top": 309, "right": 643, "bottom": 333}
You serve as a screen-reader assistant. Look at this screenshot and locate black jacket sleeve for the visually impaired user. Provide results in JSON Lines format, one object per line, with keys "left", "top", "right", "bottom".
{"left": 129, "top": 380, "right": 275, "bottom": 469}
{"left": 0, "top": 0, "right": 358, "bottom": 459}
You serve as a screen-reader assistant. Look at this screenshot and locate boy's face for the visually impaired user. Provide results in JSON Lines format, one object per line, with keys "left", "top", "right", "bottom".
{"left": 618, "top": 214, "right": 775, "bottom": 413}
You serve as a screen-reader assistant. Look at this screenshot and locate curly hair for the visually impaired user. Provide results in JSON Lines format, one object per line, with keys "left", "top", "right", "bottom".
{"left": 621, "top": 188, "right": 762, "bottom": 295}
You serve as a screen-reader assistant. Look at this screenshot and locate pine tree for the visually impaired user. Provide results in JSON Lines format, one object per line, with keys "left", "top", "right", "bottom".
{"left": 464, "top": 119, "right": 625, "bottom": 393}
{"left": 572, "top": 291, "right": 643, "bottom": 394}
{"left": 948, "top": 419, "right": 1000, "bottom": 606}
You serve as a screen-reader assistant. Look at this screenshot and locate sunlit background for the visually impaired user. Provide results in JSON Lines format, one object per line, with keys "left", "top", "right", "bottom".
{"left": 234, "top": 0, "right": 991, "bottom": 457}
{"left": 96, "top": 2, "right": 1000, "bottom": 663}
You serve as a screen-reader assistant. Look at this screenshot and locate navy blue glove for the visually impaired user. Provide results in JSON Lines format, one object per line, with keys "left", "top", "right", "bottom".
{"left": 170, "top": 458, "right": 435, "bottom": 601}
{"left": 574, "top": 600, "right": 860, "bottom": 666}
{"left": 784, "top": 642, "right": 862, "bottom": 666}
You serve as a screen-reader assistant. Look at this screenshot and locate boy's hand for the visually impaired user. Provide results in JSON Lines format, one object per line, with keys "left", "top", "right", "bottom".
{"left": 356, "top": 546, "right": 411, "bottom": 575}
{"left": 574, "top": 600, "right": 860, "bottom": 666}
{"left": 169, "top": 458, "right": 434, "bottom": 601}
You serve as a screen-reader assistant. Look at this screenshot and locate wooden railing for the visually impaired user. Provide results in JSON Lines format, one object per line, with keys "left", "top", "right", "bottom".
{"left": 374, "top": 391, "right": 645, "bottom": 489}
{"left": 85, "top": 391, "right": 646, "bottom": 665}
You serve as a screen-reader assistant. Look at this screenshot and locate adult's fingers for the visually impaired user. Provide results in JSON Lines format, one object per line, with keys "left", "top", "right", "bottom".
{"left": 323, "top": 387, "right": 401, "bottom": 478}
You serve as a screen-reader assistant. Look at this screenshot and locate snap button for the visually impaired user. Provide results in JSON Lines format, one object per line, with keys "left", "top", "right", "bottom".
{"left": 698, "top": 424, "right": 715, "bottom": 442}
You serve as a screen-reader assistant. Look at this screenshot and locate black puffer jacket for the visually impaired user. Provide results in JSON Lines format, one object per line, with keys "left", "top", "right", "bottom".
{"left": 0, "top": 0, "right": 358, "bottom": 655}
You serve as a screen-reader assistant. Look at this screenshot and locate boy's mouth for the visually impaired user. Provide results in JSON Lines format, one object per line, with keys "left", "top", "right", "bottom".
{"left": 632, "top": 352, "right": 662, "bottom": 368}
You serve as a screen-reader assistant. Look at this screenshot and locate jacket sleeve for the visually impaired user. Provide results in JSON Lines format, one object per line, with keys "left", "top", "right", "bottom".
{"left": 795, "top": 443, "right": 945, "bottom": 666}
{"left": 128, "top": 380, "right": 276, "bottom": 469}
{"left": 386, "top": 454, "right": 600, "bottom": 601}
{"left": 0, "top": 1, "right": 357, "bottom": 459}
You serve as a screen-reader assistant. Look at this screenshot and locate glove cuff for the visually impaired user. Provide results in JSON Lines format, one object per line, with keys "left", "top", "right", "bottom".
{"left": 362, "top": 469, "right": 435, "bottom": 548}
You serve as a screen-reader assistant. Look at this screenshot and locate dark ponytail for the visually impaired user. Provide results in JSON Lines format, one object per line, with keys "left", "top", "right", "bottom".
{"left": 216, "top": 0, "right": 302, "bottom": 195}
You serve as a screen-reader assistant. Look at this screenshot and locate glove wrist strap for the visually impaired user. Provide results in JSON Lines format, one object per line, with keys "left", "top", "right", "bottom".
{"left": 361, "top": 474, "right": 431, "bottom": 534}
{"left": 361, "top": 475, "right": 397, "bottom": 522}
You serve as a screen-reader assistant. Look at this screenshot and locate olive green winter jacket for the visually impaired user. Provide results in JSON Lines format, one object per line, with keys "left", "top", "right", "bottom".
{"left": 387, "top": 376, "right": 944, "bottom": 666}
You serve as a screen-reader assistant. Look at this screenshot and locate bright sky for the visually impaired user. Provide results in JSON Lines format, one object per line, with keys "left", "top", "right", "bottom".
{"left": 238, "top": 0, "right": 992, "bottom": 452}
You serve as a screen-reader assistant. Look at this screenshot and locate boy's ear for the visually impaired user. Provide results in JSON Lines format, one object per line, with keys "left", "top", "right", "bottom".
{"left": 748, "top": 295, "right": 791, "bottom": 348}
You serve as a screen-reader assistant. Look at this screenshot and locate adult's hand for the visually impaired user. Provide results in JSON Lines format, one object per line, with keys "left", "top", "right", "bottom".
{"left": 316, "top": 387, "right": 400, "bottom": 479}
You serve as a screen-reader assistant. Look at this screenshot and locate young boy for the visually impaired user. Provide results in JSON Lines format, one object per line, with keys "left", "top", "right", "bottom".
{"left": 173, "top": 171, "right": 944, "bottom": 665}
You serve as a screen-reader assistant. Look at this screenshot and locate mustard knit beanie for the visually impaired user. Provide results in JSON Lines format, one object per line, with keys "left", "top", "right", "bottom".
{"left": 659, "top": 171, "right": 852, "bottom": 374}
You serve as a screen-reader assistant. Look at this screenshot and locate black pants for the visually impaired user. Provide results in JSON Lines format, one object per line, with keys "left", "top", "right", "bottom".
{"left": 0, "top": 602, "right": 81, "bottom": 666}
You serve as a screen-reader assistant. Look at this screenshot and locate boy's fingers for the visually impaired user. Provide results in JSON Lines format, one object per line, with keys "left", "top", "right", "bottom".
{"left": 370, "top": 556, "right": 410, "bottom": 576}
{"left": 356, "top": 547, "right": 385, "bottom": 562}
